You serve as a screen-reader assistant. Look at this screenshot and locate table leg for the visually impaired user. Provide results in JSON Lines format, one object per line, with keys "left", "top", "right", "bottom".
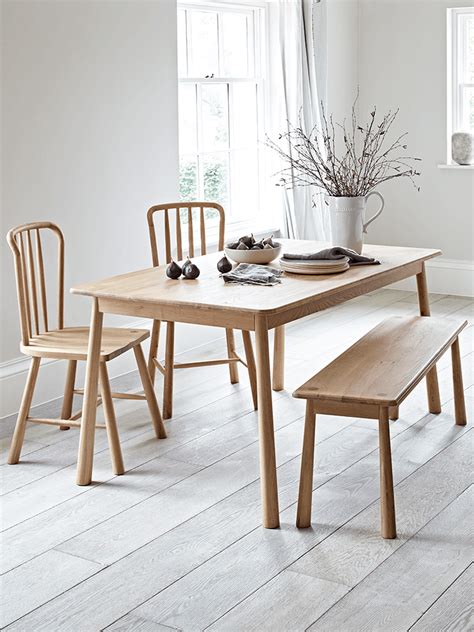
{"left": 416, "top": 263, "right": 442, "bottom": 413}
{"left": 76, "top": 298, "right": 103, "bottom": 485}
{"left": 255, "top": 314, "right": 280, "bottom": 529}
{"left": 272, "top": 325, "right": 285, "bottom": 392}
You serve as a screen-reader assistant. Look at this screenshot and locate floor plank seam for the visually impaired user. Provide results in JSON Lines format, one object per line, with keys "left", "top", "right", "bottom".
{"left": 406, "top": 562, "right": 474, "bottom": 631}
{"left": 305, "top": 479, "right": 473, "bottom": 632}
{"left": 200, "top": 433, "right": 472, "bottom": 631}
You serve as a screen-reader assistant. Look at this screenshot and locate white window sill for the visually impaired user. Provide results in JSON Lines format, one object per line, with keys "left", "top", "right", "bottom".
{"left": 437, "top": 163, "right": 474, "bottom": 169}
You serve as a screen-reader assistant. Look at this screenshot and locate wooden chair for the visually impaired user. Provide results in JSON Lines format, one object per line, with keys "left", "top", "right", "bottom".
{"left": 293, "top": 315, "right": 467, "bottom": 539}
{"left": 6, "top": 221, "right": 166, "bottom": 475}
{"left": 147, "top": 202, "right": 258, "bottom": 419}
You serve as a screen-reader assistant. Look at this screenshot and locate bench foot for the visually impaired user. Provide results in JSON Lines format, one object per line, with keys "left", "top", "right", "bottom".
{"left": 296, "top": 401, "right": 316, "bottom": 528}
{"left": 379, "top": 407, "right": 397, "bottom": 539}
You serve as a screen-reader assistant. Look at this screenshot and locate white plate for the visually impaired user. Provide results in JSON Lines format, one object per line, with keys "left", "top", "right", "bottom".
{"left": 280, "top": 262, "right": 350, "bottom": 275}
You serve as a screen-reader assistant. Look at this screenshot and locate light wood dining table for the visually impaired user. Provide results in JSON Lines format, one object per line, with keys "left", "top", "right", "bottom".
{"left": 71, "top": 239, "right": 441, "bottom": 528}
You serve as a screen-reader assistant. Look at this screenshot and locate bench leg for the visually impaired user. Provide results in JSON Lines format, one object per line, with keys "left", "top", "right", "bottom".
{"left": 451, "top": 337, "right": 467, "bottom": 426}
{"left": 416, "top": 265, "right": 442, "bottom": 414}
{"left": 378, "top": 407, "right": 396, "bottom": 539}
{"left": 296, "top": 401, "right": 316, "bottom": 528}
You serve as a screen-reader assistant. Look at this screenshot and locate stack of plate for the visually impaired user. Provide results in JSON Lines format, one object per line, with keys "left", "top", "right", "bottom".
{"left": 279, "top": 257, "right": 350, "bottom": 275}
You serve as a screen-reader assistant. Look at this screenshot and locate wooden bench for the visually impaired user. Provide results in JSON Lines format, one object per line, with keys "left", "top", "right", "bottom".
{"left": 293, "top": 315, "right": 468, "bottom": 539}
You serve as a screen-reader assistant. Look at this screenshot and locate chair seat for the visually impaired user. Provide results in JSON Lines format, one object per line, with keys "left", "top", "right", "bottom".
{"left": 293, "top": 316, "right": 467, "bottom": 407}
{"left": 21, "top": 327, "right": 149, "bottom": 361}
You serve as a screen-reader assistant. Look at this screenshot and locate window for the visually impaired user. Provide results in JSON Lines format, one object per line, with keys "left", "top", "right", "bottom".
{"left": 178, "top": 2, "right": 266, "bottom": 224}
{"left": 448, "top": 7, "right": 474, "bottom": 136}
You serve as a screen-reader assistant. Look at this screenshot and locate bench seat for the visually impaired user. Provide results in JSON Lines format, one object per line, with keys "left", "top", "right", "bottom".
{"left": 293, "top": 316, "right": 467, "bottom": 408}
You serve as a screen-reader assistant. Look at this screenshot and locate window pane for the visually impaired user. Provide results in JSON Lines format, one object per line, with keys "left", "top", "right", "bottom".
{"left": 232, "top": 83, "right": 258, "bottom": 148}
{"left": 179, "top": 83, "right": 197, "bottom": 154}
{"left": 462, "top": 85, "right": 474, "bottom": 131}
{"left": 465, "top": 16, "right": 474, "bottom": 83}
{"left": 221, "top": 13, "right": 249, "bottom": 77}
{"left": 180, "top": 156, "right": 198, "bottom": 201}
{"left": 178, "top": 9, "right": 187, "bottom": 77}
{"left": 189, "top": 11, "right": 218, "bottom": 77}
{"left": 202, "top": 153, "right": 229, "bottom": 207}
{"left": 231, "top": 150, "right": 259, "bottom": 218}
{"left": 201, "top": 84, "right": 229, "bottom": 151}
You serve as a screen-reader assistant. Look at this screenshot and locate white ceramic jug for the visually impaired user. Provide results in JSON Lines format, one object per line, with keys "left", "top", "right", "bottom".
{"left": 326, "top": 192, "right": 384, "bottom": 254}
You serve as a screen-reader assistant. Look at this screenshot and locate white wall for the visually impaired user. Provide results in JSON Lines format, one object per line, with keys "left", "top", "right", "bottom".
{"left": 358, "top": 0, "right": 474, "bottom": 293}
{"left": 1, "top": 0, "right": 183, "bottom": 416}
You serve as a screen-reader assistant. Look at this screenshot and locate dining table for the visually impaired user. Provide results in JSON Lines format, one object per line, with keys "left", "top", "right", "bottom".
{"left": 71, "top": 239, "right": 441, "bottom": 528}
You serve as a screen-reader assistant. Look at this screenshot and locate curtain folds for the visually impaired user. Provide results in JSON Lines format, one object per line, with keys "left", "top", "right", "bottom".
{"left": 268, "top": 0, "right": 328, "bottom": 240}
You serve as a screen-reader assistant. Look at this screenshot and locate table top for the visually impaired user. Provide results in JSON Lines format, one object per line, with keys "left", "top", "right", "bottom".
{"left": 71, "top": 240, "right": 441, "bottom": 316}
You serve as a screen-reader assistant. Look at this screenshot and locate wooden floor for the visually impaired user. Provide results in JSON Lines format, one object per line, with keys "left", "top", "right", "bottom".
{"left": 1, "top": 289, "right": 472, "bottom": 632}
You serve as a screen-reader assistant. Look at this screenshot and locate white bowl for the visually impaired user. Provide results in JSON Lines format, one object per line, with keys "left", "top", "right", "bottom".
{"left": 224, "top": 242, "right": 282, "bottom": 265}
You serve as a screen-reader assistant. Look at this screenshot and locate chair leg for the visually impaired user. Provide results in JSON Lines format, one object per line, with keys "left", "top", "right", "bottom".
{"left": 163, "top": 322, "right": 175, "bottom": 420}
{"left": 60, "top": 360, "right": 77, "bottom": 431}
{"left": 378, "top": 407, "right": 396, "bottom": 539}
{"left": 147, "top": 320, "right": 161, "bottom": 385}
{"left": 296, "top": 401, "right": 316, "bottom": 528}
{"left": 225, "top": 329, "right": 239, "bottom": 384}
{"left": 134, "top": 344, "right": 167, "bottom": 439}
{"left": 8, "top": 357, "right": 41, "bottom": 464}
{"left": 451, "top": 337, "right": 467, "bottom": 426}
{"left": 99, "top": 362, "right": 124, "bottom": 475}
{"left": 242, "top": 331, "right": 258, "bottom": 410}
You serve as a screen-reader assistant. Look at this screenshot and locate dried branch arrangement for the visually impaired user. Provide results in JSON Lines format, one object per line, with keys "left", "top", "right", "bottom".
{"left": 268, "top": 99, "right": 421, "bottom": 197}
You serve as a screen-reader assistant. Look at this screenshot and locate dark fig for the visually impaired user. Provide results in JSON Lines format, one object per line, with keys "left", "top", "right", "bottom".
{"left": 217, "top": 255, "right": 232, "bottom": 273}
{"left": 166, "top": 259, "right": 182, "bottom": 279}
{"left": 236, "top": 242, "right": 249, "bottom": 250}
{"left": 263, "top": 243, "right": 273, "bottom": 249}
{"left": 239, "top": 234, "right": 254, "bottom": 248}
{"left": 226, "top": 241, "right": 240, "bottom": 250}
{"left": 263, "top": 234, "right": 275, "bottom": 247}
{"left": 183, "top": 262, "right": 200, "bottom": 279}
{"left": 181, "top": 258, "right": 192, "bottom": 275}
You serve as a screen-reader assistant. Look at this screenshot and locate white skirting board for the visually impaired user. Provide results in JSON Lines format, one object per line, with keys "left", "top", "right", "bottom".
{"left": 0, "top": 321, "right": 226, "bottom": 419}
{"left": 390, "top": 257, "right": 474, "bottom": 297}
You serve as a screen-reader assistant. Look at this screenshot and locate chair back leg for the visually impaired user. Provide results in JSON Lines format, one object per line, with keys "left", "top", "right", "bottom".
{"left": 147, "top": 320, "right": 161, "bottom": 385}
{"left": 8, "top": 357, "right": 41, "bottom": 464}
{"left": 163, "top": 322, "right": 175, "bottom": 419}
{"left": 378, "top": 407, "right": 396, "bottom": 539}
{"left": 99, "top": 362, "right": 125, "bottom": 475}
{"left": 134, "top": 344, "right": 167, "bottom": 438}
{"left": 225, "top": 329, "right": 239, "bottom": 384}
{"left": 60, "top": 360, "right": 77, "bottom": 430}
{"left": 296, "top": 401, "right": 316, "bottom": 528}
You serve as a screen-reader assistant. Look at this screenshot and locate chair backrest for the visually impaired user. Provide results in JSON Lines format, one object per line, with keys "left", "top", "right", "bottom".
{"left": 147, "top": 202, "right": 225, "bottom": 266}
{"left": 6, "top": 221, "right": 65, "bottom": 345}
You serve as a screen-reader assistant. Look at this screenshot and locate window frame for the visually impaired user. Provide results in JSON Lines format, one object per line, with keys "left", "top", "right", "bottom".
{"left": 177, "top": 0, "right": 269, "bottom": 226}
{"left": 447, "top": 7, "right": 474, "bottom": 160}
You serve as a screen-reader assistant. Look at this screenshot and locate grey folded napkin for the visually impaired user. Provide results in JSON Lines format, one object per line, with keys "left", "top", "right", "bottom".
{"left": 281, "top": 247, "right": 380, "bottom": 266}
{"left": 222, "top": 263, "right": 282, "bottom": 286}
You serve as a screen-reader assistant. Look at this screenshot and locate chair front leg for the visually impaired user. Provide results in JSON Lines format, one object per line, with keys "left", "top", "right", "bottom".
{"left": 60, "top": 360, "right": 77, "bottom": 431}
{"left": 147, "top": 320, "right": 161, "bottom": 385}
{"left": 8, "top": 356, "right": 41, "bottom": 464}
{"left": 225, "top": 329, "right": 239, "bottom": 384}
{"left": 99, "top": 362, "right": 124, "bottom": 475}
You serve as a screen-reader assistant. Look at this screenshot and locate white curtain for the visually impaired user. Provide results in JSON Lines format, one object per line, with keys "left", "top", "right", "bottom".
{"left": 268, "top": 0, "right": 328, "bottom": 240}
